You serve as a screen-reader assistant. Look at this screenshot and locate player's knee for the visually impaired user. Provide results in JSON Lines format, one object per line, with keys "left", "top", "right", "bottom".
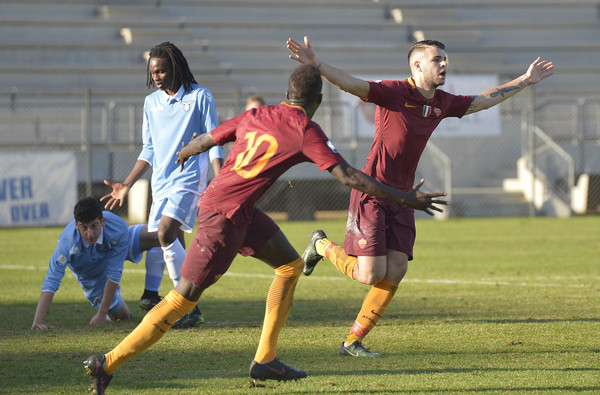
{"left": 157, "top": 228, "right": 175, "bottom": 246}
{"left": 387, "top": 259, "right": 408, "bottom": 283}
{"left": 362, "top": 271, "right": 386, "bottom": 285}
{"left": 112, "top": 308, "right": 132, "bottom": 321}
{"left": 357, "top": 263, "right": 387, "bottom": 285}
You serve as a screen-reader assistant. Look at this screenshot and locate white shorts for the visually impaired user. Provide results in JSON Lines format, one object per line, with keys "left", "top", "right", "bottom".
{"left": 148, "top": 190, "right": 200, "bottom": 233}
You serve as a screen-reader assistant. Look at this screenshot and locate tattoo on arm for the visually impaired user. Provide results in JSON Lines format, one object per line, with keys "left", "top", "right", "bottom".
{"left": 490, "top": 85, "right": 520, "bottom": 98}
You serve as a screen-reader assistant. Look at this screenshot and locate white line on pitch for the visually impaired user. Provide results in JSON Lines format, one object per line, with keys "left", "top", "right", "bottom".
{"left": 1, "top": 265, "right": 596, "bottom": 288}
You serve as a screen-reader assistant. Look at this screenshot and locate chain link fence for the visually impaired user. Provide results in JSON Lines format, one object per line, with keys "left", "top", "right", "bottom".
{"left": 1, "top": 87, "right": 599, "bottom": 228}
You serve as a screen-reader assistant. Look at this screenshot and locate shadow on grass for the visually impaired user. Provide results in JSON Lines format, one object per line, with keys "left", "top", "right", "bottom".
{"left": 3, "top": 296, "right": 600, "bottom": 340}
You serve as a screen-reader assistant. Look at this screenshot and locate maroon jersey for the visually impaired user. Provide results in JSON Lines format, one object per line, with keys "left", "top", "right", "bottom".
{"left": 199, "top": 102, "right": 344, "bottom": 226}
{"left": 363, "top": 77, "right": 471, "bottom": 191}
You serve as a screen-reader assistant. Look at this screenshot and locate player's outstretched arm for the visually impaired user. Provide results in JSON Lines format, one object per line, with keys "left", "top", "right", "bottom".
{"left": 329, "top": 161, "right": 447, "bottom": 216}
{"left": 176, "top": 133, "right": 217, "bottom": 171}
{"left": 465, "top": 57, "right": 554, "bottom": 115}
{"left": 287, "top": 36, "right": 371, "bottom": 100}
{"left": 100, "top": 160, "right": 150, "bottom": 210}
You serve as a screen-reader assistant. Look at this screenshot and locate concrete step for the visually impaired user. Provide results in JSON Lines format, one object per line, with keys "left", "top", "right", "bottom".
{"left": 449, "top": 188, "right": 531, "bottom": 218}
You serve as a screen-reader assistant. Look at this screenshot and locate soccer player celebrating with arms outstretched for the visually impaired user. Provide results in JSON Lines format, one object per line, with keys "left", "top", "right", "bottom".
{"left": 287, "top": 36, "right": 554, "bottom": 357}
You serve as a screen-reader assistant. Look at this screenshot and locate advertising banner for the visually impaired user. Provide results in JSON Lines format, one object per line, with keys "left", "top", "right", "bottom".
{"left": 0, "top": 152, "right": 77, "bottom": 227}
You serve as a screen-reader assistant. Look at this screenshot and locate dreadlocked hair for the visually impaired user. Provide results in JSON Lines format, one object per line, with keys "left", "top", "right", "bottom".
{"left": 146, "top": 42, "right": 197, "bottom": 92}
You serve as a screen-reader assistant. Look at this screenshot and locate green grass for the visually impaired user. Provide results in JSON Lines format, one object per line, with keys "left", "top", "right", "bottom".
{"left": 1, "top": 217, "right": 599, "bottom": 394}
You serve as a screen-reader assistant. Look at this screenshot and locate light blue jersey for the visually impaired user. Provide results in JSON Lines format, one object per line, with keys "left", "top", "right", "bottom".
{"left": 139, "top": 83, "right": 223, "bottom": 200}
{"left": 42, "top": 211, "right": 129, "bottom": 301}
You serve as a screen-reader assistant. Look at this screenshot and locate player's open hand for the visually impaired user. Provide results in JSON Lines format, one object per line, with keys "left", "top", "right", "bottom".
{"left": 526, "top": 57, "right": 554, "bottom": 85}
{"left": 89, "top": 312, "right": 108, "bottom": 326}
{"left": 176, "top": 141, "right": 190, "bottom": 172}
{"left": 287, "top": 36, "right": 317, "bottom": 66}
{"left": 406, "top": 179, "right": 448, "bottom": 216}
{"left": 100, "top": 180, "right": 128, "bottom": 210}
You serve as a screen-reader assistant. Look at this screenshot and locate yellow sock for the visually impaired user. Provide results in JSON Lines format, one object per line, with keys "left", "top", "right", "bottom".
{"left": 254, "top": 257, "right": 302, "bottom": 363}
{"left": 345, "top": 279, "right": 398, "bottom": 345}
{"left": 321, "top": 240, "right": 357, "bottom": 279}
{"left": 104, "top": 290, "right": 196, "bottom": 375}
{"left": 314, "top": 237, "right": 331, "bottom": 256}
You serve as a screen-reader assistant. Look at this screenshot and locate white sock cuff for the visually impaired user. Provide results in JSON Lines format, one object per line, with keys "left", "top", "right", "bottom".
{"left": 161, "top": 239, "right": 185, "bottom": 254}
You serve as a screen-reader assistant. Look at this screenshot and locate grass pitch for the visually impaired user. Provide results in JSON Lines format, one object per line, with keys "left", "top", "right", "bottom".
{"left": 0, "top": 216, "right": 599, "bottom": 394}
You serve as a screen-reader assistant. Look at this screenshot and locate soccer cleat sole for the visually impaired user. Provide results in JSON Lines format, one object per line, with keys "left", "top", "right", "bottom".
{"left": 301, "top": 230, "right": 327, "bottom": 276}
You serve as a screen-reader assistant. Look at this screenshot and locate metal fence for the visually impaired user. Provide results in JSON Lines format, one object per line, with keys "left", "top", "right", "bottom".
{"left": 1, "top": 88, "right": 599, "bottom": 228}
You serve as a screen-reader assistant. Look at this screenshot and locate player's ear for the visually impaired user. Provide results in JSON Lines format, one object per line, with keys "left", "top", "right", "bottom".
{"left": 285, "top": 91, "right": 290, "bottom": 100}
{"left": 413, "top": 60, "right": 421, "bottom": 72}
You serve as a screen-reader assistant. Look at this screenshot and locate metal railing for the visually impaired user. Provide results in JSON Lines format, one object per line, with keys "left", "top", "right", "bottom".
{"left": 527, "top": 125, "right": 575, "bottom": 212}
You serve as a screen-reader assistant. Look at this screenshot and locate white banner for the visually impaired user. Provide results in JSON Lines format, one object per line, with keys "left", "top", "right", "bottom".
{"left": 342, "top": 74, "right": 501, "bottom": 137}
{"left": 0, "top": 152, "right": 77, "bottom": 227}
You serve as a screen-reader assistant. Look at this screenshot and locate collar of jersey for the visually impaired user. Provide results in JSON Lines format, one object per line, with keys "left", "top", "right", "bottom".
{"left": 281, "top": 101, "right": 307, "bottom": 116}
{"left": 163, "top": 85, "right": 185, "bottom": 103}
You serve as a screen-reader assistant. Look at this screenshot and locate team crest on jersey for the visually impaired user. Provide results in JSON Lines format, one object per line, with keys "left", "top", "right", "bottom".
{"left": 57, "top": 255, "right": 67, "bottom": 265}
{"left": 422, "top": 105, "right": 442, "bottom": 118}
{"left": 358, "top": 238, "right": 367, "bottom": 249}
{"left": 326, "top": 140, "right": 339, "bottom": 153}
{"left": 182, "top": 101, "right": 194, "bottom": 112}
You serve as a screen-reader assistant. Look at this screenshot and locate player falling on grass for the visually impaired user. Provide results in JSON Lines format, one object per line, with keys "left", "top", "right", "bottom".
{"left": 32, "top": 197, "right": 147, "bottom": 329}
{"left": 101, "top": 42, "right": 223, "bottom": 328}
{"left": 287, "top": 36, "right": 554, "bottom": 357}
{"left": 84, "top": 64, "right": 448, "bottom": 393}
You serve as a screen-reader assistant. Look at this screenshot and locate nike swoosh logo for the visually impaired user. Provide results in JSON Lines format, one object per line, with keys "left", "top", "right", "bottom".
{"left": 404, "top": 102, "right": 417, "bottom": 108}
{"left": 370, "top": 310, "right": 382, "bottom": 318}
{"left": 265, "top": 365, "right": 286, "bottom": 375}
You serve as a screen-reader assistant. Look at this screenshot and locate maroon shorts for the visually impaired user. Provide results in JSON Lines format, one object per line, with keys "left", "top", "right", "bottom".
{"left": 344, "top": 189, "right": 416, "bottom": 260}
{"left": 181, "top": 207, "right": 280, "bottom": 289}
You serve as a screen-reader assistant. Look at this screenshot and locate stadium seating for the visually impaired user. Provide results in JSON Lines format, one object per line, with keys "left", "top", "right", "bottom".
{"left": 3, "top": 0, "right": 599, "bottom": 96}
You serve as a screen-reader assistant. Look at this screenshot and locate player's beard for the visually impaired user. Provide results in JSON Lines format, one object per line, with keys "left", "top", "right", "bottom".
{"left": 423, "top": 74, "right": 445, "bottom": 90}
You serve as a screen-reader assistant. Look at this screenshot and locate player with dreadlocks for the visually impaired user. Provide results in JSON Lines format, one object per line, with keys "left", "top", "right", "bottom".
{"left": 102, "top": 42, "right": 224, "bottom": 328}
{"left": 146, "top": 42, "right": 196, "bottom": 91}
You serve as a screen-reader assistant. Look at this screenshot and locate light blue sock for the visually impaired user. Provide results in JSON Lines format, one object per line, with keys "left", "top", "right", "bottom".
{"left": 144, "top": 247, "right": 165, "bottom": 291}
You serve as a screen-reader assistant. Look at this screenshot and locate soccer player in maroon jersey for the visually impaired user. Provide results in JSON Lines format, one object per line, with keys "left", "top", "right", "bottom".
{"left": 83, "top": 64, "right": 448, "bottom": 392}
{"left": 287, "top": 36, "right": 554, "bottom": 357}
